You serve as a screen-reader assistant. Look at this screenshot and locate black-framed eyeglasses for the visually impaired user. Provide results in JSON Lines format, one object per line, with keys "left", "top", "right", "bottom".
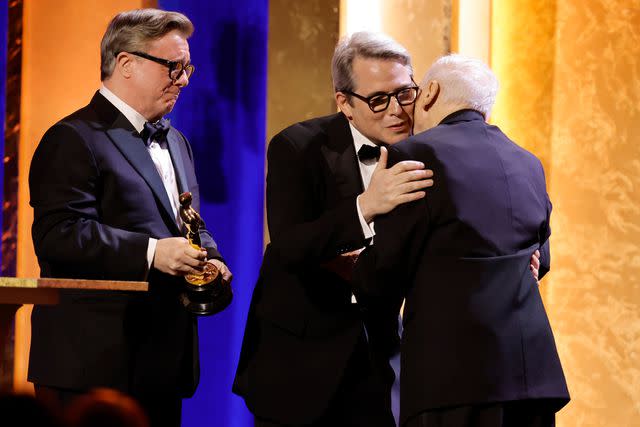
{"left": 342, "top": 86, "right": 419, "bottom": 113}
{"left": 124, "top": 51, "right": 195, "bottom": 82}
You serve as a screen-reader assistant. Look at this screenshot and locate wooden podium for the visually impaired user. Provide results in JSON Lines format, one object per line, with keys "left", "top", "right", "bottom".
{"left": 0, "top": 277, "right": 148, "bottom": 392}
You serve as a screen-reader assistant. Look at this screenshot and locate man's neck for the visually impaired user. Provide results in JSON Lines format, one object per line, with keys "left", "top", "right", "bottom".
{"left": 433, "top": 103, "right": 470, "bottom": 127}
{"left": 102, "top": 80, "right": 152, "bottom": 121}
{"left": 99, "top": 83, "right": 148, "bottom": 133}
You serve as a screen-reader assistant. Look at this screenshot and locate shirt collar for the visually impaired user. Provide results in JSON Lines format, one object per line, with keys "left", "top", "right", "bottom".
{"left": 99, "top": 84, "right": 148, "bottom": 133}
{"left": 349, "top": 123, "right": 378, "bottom": 157}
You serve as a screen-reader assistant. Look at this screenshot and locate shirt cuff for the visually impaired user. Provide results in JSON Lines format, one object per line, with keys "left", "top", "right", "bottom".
{"left": 147, "top": 238, "right": 158, "bottom": 275}
{"left": 356, "top": 195, "right": 375, "bottom": 240}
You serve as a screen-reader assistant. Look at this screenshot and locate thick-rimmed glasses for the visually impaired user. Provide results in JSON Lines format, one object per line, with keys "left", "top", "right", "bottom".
{"left": 125, "top": 51, "right": 195, "bottom": 82}
{"left": 342, "top": 86, "right": 419, "bottom": 113}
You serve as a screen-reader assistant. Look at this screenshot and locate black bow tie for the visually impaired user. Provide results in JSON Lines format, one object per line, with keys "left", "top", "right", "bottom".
{"left": 357, "top": 144, "right": 381, "bottom": 162}
{"left": 141, "top": 118, "right": 170, "bottom": 146}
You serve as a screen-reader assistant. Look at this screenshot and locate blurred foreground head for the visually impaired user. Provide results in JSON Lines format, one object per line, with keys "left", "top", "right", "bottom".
{"left": 0, "top": 392, "right": 62, "bottom": 426}
{"left": 65, "top": 388, "right": 149, "bottom": 427}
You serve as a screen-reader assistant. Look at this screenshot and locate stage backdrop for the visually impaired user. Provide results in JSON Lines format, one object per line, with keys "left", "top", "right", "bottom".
{"left": 158, "top": 2, "right": 267, "bottom": 427}
{"left": 0, "top": 0, "right": 7, "bottom": 265}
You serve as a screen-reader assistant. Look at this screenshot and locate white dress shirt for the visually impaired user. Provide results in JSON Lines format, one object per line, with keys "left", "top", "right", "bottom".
{"left": 350, "top": 124, "right": 381, "bottom": 303}
{"left": 351, "top": 124, "right": 377, "bottom": 240}
{"left": 99, "top": 85, "right": 181, "bottom": 270}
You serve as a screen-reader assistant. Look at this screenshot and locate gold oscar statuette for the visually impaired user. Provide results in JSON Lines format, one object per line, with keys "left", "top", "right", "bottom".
{"left": 178, "top": 192, "right": 232, "bottom": 316}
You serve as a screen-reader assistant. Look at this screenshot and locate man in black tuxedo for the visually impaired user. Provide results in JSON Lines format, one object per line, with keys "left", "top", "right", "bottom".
{"left": 233, "top": 32, "right": 434, "bottom": 426}
{"left": 354, "top": 55, "right": 570, "bottom": 427}
{"left": 28, "top": 9, "right": 231, "bottom": 427}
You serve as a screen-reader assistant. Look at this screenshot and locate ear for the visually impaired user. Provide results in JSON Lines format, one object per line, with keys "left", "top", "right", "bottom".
{"left": 335, "top": 92, "right": 354, "bottom": 120}
{"left": 421, "top": 80, "right": 440, "bottom": 112}
{"left": 114, "top": 52, "right": 135, "bottom": 79}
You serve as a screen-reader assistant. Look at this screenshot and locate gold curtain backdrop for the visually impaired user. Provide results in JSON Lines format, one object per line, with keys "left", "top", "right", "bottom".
{"left": 491, "top": 0, "right": 640, "bottom": 425}
{"left": 550, "top": 1, "right": 640, "bottom": 424}
{"left": 7, "top": 1, "right": 640, "bottom": 425}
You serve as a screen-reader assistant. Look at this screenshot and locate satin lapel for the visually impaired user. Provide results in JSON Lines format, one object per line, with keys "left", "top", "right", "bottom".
{"left": 105, "top": 114, "right": 180, "bottom": 234}
{"left": 166, "top": 129, "right": 189, "bottom": 194}
{"left": 321, "top": 114, "right": 364, "bottom": 200}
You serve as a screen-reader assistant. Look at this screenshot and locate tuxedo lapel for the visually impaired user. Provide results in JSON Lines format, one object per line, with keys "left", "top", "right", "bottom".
{"left": 90, "top": 93, "right": 181, "bottom": 235}
{"left": 166, "top": 129, "right": 189, "bottom": 194}
{"left": 321, "top": 114, "right": 364, "bottom": 200}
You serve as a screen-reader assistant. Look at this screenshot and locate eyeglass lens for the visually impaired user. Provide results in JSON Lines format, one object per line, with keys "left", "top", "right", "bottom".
{"left": 170, "top": 63, "right": 195, "bottom": 81}
{"left": 369, "top": 87, "right": 417, "bottom": 112}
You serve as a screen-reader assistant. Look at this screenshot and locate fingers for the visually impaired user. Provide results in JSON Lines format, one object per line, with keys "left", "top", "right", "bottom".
{"left": 222, "top": 269, "right": 233, "bottom": 283}
{"left": 185, "top": 245, "right": 207, "bottom": 261}
{"left": 175, "top": 254, "right": 207, "bottom": 275}
{"left": 209, "top": 259, "right": 233, "bottom": 283}
{"left": 154, "top": 237, "right": 209, "bottom": 276}
{"left": 393, "top": 169, "right": 433, "bottom": 188}
{"left": 532, "top": 257, "right": 540, "bottom": 270}
{"left": 397, "top": 177, "right": 434, "bottom": 194}
{"left": 530, "top": 265, "right": 539, "bottom": 280}
{"left": 396, "top": 191, "right": 426, "bottom": 205}
{"left": 375, "top": 146, "right": 388, "bottom": 170}
{"left": 533, "top": 250, "right": 541, "bottom": 268}
{"left": 530, "top": 250, "right": 541, "bottom": 276}
{"left": 390, "top": 160, "right": 427, "bottom": 174}
{"left": 530, "top": 249, "right": 540, "bottom": 280}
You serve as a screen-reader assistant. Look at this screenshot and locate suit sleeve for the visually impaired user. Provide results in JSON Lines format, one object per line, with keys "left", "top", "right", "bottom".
{"left": 265, "top": 132, "right": 365, "bottom": 267}
{"left": 30, "top": 123, "right": 149, "bottom": 279}
{"left": 353, "top": 146, "right": 431, "bottom": 303}
{"left": 538, "top": 161, "right": 552, "bottom": 281}
{"left": 352, "top": 146, "right": 431, "bottom": 355}
{"left": 538, "top": 194, "right": 552, "bottom": 280}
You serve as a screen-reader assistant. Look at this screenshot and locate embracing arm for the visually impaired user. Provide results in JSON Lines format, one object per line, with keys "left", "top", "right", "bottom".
{"left": 353, "top": 147, "right": 431, "bottom": 302}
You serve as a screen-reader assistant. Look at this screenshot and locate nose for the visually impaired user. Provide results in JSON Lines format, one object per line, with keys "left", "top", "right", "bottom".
{"left": 388, "top": 95, "right": 403, "bottom": 116}
{"left": 174, "top": 70, "right": 189, "bottom": 88}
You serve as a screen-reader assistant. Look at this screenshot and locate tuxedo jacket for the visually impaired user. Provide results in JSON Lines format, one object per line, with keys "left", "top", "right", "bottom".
{"left": 233, "top": 113, "right": 381, "bottom": 424}
{"left": 354, "top": 110, "right": 570, "bottom": 426}
{"left": 28, "top": 92, "right": 222, "bottom": 397}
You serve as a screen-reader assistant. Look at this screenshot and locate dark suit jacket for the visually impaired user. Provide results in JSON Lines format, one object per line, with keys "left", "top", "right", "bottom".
{"left": 354, "top": 110, "right": 570, "bottom": 426}
{"left": 233, "top": 113, "right": 375, "bottom": 424}
{"left": 28, "top": 92, "right": 222, "bottom": 397}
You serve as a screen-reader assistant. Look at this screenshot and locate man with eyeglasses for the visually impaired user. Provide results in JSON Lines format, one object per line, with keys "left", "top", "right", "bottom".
{"left": 233, "top": 31, "right": 433, "bottom": 427}
{"left": 28, "top": 9, "right": 230, "bottom": 427}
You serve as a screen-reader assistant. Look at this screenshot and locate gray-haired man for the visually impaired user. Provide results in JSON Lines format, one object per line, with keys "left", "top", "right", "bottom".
{"left": 354, "top": 54, "right": 568, "bottom": 427}
{"left": 29, "top": 9, "right": 230, "bottom": 427}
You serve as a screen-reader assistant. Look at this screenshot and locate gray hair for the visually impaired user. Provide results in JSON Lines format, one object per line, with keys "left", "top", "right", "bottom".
{"left": 331, "top": 31, "right": 413, "bottom": 92}
{"left": 100, "top": 9, "right": 194, "bottom": 81}
{"left": 421, "top": 54, "right": 499, "bottom": 118}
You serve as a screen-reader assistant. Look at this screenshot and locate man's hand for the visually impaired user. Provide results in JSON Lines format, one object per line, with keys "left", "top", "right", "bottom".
{"left": 359, "top": 147, "right": 434, "bottom": 222}
{"left": 321, "top": 248, "right": 363, "bottom": 282}
{"left": 209, "top": 258, "right": 233, "bottom": 284}
{"left": 154, "top": 237, "right": 207, "bottom": 276}
{"left": 530, "top": 249, "right": 541, "bottom": 281}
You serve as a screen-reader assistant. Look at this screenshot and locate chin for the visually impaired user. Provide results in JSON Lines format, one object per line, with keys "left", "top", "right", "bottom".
{"left": 385, "top": 132, "right": 410, "bottom": 145}
{"left": 160, "top": 103, "right": 175, "bottom": 116}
